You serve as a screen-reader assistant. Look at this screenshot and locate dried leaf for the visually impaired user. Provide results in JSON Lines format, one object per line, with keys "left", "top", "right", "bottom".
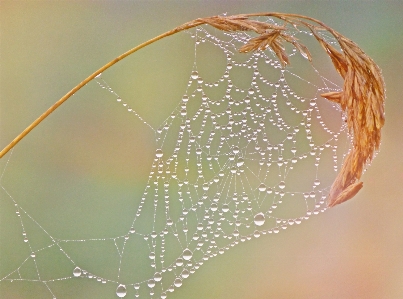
{"left": 270, "top": 38, "right": 289, "bottom": 66}
{"left": 200, "top": 15, "right": 285, "bottom": 34}
{"left": 280, "top": 33, "right": 312, "bottom": 61}
{"left": 239, "top": 30, "right": 290, "bottom": 66}
{"left": 309, "top": 29, "right": 348, "bottom": 77}
{"left": 328, "top": 181, "right": 363, "bottom": 207}
{"left": 320, "top": 91, "right": 343, "bottom": 104}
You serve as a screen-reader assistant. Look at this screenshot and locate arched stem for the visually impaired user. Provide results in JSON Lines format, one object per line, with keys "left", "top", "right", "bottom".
{"left": 0, "top": 19, "right": 202, "bottom": 158}
{"left": 0, "top": 13, "right": 326, "bottom": 158}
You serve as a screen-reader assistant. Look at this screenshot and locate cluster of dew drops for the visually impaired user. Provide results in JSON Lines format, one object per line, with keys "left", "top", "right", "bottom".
{"left": 78, "top": 24, "right": 349, "bottom": 299}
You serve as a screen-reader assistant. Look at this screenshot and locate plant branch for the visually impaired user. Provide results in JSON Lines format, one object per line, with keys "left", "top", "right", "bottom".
{"left": 0, "top": 13, "right": 331, "bottom": 159}
{"left": 0, "top": 13, "right": 385, "bottom": 208}
{"left": 0, "top": 19, "right": 202, "bottom": 159}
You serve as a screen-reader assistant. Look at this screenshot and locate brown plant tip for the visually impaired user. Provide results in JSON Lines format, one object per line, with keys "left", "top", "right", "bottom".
{"left": 321, "top": 91, "right": 343, "bottom": 104}
{"left": 238, "top": 30, "right": 313, "bottom": 67}
{"left": 199, "top": 15, "right": 285, "bottom": 33}
{"left": 200, "top": 15, "right": 312, "bottom": 67}
{"left": 310, "top": 29, "right": 348, "bottom": 78}
{"left": 239, "top": 30, "right": 290, "bottom": 66}
{"left": 328, "top": 180, "right": 364, "bottom": 208}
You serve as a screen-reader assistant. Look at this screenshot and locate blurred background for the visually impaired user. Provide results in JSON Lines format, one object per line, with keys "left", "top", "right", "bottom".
{"left": 1, "top": 1, "right": 402, "bottom": 298}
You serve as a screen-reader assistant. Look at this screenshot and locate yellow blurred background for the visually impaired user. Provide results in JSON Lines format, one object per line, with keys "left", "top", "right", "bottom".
{"left": 1, "top": 1, "right": 402, "bottom": 298}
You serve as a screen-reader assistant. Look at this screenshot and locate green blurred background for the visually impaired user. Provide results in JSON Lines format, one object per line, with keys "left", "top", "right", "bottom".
{"left": 1, "top": 1, "right": 402, "bottom": 298}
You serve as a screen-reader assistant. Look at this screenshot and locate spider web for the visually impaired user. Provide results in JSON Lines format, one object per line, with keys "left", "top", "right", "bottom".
{"left": 0, "top": 18, "right": 351, "bottom": 299}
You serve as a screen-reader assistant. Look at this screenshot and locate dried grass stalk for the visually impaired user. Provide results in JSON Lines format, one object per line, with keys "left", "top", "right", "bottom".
{"left": 0, "top": 13, "right": 385, "bottom": 208}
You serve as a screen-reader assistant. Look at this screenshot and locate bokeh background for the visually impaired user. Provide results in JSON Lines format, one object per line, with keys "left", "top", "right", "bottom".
{"left": 1, "top": 1, "right": 402, "bottom": 298}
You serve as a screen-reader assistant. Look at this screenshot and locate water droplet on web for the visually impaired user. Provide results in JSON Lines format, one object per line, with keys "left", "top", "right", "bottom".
{"left": 73, "top": 266, "right": 81, "bottom": 277}
{"left": 258, "top": 183, "right": 266, "bottom": 192}
{"left": 183, "top": 248, "right": 193, "bottom": 260}
{"left": 116, "top": 284, "right": 127, "bottom": 298}
{"left": 147, "top": 279, "right": 155, "bottom": 288}
{"left": 176, "top": 258, "right": 184, "bottom": 266}
{"left": 300, "top": 50, "right": 309, "bottom": 60}
{"left": 181, "top": 269, "right": 190, "bottom": 278}
{"left": 310, "top": 99, "right": 316, "bottom": 107}
{"left": 254, "top": 213, "right": 265, "bottom": 226}
{"left": 156, "top": 149, "right": 163, "bottom": 158}
{"left": 278, "top": 181, "right": 285, "bottom": 189}
{"left": 237, "top": 158, "right": 244, "bottom": 167}
{"left": 174, "top": 278, "right": 182, "bottom": 287}
{"left": 211, "top": 203, "right": 218, "bottom": 211}
{"left": 191, "top": 70, "right": 199, "bottom": 80}
{"left": 154, "top": 272, "right": 162, "bottom": 282}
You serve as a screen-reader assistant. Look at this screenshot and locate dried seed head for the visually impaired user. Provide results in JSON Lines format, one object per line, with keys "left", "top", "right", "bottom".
{"left": 198, "top": 13, "right": 385, "bottom": 207}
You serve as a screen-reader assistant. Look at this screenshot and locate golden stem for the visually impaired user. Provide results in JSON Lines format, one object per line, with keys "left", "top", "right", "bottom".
{"left": 0, "top": 12, "right": 378, "bottom": 165}
{"left": 1, "top": 13, "right": 326, "bottom": 158}
{"left": 0, "top": 20, "right": 202, "bottom": 158}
